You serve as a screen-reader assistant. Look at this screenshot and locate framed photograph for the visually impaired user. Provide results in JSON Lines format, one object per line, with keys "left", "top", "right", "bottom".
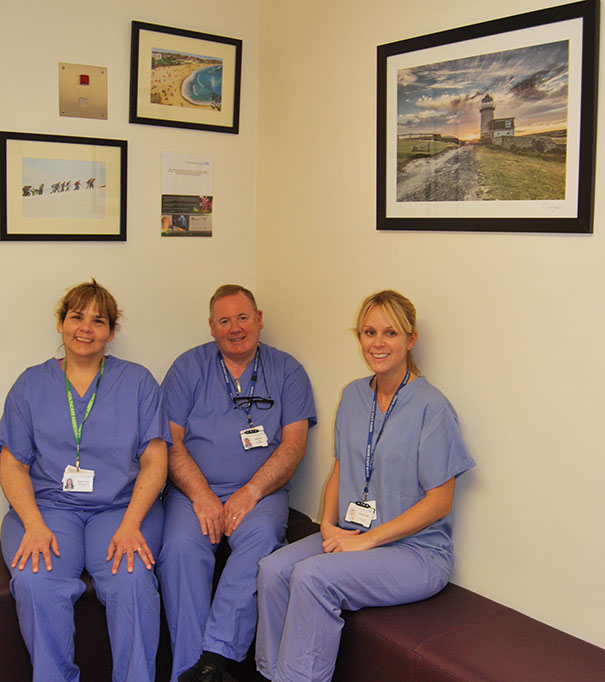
{"left": 377, "top": 0, "right": 599, "bottom": 233}
{"left": 0, "top": 131, "right": 127, "bottom": 241}
{"left": 130, "top": 21, "right": 242, "bottom": 134}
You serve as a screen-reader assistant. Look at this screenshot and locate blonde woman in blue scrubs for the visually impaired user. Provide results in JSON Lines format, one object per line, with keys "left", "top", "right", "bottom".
{"left": 255, "top": 290, "right": 475, "bottom": 682}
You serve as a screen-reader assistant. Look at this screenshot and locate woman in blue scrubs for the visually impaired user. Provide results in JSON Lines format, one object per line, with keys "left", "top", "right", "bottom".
{"left": 255, "top": 290, "right": 475, "bottom": 682}
{"left": 0, "top": 279, "right": 170, "bottom": 682}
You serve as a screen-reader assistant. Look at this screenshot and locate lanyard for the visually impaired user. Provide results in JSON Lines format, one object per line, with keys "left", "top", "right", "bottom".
{"left": 218, "top": 349, "right": 259, "bottom": 427}
{"left": 64, "top": 357, "right": 105, "bottom": 470}
{"left": 362, "top": 367, "right": 410, "bottom": 501}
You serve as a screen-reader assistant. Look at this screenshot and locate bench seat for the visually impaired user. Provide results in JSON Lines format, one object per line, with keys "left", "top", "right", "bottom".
{"left": 3, "top": 510, "right": 604, "bottom": 681}
{"left": 333, "top": 582, "right": 605, "bottom": 681}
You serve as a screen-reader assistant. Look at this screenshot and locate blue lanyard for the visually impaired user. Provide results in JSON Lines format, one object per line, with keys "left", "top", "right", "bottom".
{"left": 218, "top": 348, "right": 260, "bottom": 427}
{"left": 362, "top": 367, "right": 410, "bottom": 501}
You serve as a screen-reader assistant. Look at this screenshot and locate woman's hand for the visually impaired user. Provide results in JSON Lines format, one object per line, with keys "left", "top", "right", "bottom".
{"left": 321, "top": 524, "right": 371, "bottom": 553}
{"left": 12, "top": 520, "right": 60, "bottom": 572}
{"left": 323, "top": 531, "right": 376, "bottom": 553}
{"left": 106, "top": 521, "right": 154, "bottom": 574}
{"left": 0, "top": 447, "right": 60, "bottom": 572}
{"left": 105, "top": 437, "right": 167, "bottom": 575}
{"left": 320, "top": 520, "right": 354, "bottom": 542}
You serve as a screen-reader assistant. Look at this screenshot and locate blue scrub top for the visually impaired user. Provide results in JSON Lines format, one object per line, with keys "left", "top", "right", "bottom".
{"left": 0, "top": 356, "right": 171, "bottom": 512}
{"left": 335, "top": 376, "right": 475, "bottom": 573}
{"left": 162, "top": 342, "right": 316, "bottom": 496}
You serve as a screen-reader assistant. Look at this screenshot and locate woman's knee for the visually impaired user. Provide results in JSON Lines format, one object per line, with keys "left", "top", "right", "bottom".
{"left": 11, "top": 568, "right": 85, "bottom": 606}
{"left": 258, "top": 552, "right": 285, "bottom": 592}
{"left": 11, "top": 567, "right": 52, "bottom": 596}
{"left": 96, "top": 564, "right": 159, "bottom": 604}
{"left": 289, "top": 554, "right": 342, "bottom": 603}
{"left": 289, "top": 557, "right": 317, "bottom": 589}
{"left": 258, "top": 544, "right": 301, "bottom": 590}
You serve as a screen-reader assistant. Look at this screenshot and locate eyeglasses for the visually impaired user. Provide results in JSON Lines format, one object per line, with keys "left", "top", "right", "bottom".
{"left": 232, "top": 396, "right": 274, "bottom": 411}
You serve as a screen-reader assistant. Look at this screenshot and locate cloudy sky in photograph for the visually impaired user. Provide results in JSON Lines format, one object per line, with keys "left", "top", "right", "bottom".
{"left": 397, "top": 40, "right": 569, "bottom": 140}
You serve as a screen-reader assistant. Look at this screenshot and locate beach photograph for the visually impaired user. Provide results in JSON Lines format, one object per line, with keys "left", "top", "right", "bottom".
{"left": 21, "top": 158, "right": 106, "bottom": 219}
{"left": 396, "top": 40, "right": 569, "bottom": 202}
{"left": 150, "top": 48, "right": 223, "bottom": 109}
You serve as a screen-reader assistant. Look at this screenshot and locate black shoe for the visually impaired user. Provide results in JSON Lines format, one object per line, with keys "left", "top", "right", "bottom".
{"left": 178, "top": 659, "right": 219, "bottom": 682}
{"left": 178, "top": 659, "right": 238, "bottom": 682}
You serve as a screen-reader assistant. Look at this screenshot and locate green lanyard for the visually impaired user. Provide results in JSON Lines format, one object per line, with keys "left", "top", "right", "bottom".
{"left": 64, "top": 357, "right": 105, "bottom": 470}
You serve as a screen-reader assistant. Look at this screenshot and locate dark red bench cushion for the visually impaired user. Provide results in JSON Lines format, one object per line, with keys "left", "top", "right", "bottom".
{"left": 334, "top": 583, "right": 605, "bottom": 682}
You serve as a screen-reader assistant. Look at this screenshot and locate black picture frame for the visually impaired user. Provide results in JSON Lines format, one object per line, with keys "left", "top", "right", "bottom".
{"left": 377, "top": 0, "right": 599, "bottom": 233}
{"left": 129, "top": 21, "right": 242, "bottom": 134}
{"left": 0, "top": 131, "right": 127, "bottom": 242}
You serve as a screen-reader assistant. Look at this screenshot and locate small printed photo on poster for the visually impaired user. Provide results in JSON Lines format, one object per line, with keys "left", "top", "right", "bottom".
{"left": 161, "top": 194, "right": 212, "bottom": 236}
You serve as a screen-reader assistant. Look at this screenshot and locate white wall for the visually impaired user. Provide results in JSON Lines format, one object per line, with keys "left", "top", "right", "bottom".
{"left": 256, "top": 0, "right": 605, "bottom": 649}
{"left": 0, "top": 0, "right": 259, "bottom": 513}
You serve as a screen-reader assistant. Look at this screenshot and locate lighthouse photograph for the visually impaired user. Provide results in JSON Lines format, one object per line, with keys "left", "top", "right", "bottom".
{"left": 378, "top": 1, "right": 597, "bottom": 231}
{"left": 395, "top": 39, "right": 569, "bottom": 203}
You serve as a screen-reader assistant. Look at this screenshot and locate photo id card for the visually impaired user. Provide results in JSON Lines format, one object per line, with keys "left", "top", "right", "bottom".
{"left": 344, "top": 500, "right": 376, "bottom": 528}
{"left": 62, "top": 464, "right": 95, "bottom": 492}
{"left": 240, "top": 425, "right": 269, "bottom": 450}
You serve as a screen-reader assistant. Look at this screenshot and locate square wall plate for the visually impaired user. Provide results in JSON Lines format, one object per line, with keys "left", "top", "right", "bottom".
{"left": 59, "top": 63, "right": 107, "bottom": 119}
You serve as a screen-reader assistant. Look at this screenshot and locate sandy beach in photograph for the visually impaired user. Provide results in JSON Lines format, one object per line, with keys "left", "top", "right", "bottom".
{"left": 150, "top": 64, "right": 213, "bottom": 109}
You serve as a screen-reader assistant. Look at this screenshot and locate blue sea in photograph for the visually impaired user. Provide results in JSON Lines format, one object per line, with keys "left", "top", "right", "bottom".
{"left": 182, "top": 64, "right": 222, "bottom": 107}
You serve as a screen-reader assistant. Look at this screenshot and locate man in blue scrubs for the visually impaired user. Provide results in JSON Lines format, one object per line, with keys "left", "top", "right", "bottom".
{"left": 158, "top": 284, "right": 316, "bottom": 682}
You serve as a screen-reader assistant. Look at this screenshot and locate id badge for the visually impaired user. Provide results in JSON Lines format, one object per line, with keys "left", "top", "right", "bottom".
{"left": 344, "top": 500, "right": 375, "bottom": 528}
{"left": 240, "top": 425, "right": 269, "bottom": 450}
{"left": 62, "top": 465, "right": 95, "bottom": 492}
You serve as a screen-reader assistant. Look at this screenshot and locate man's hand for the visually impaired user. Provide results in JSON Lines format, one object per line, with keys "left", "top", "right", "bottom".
{"left": 223, "top": 483, "right": 261, "bottom": 536}
{"left": 167, "top": 421, "right": 225, "bottom": 544}
{"left": 192, "top": 488, "right": 225, "bottom": 544}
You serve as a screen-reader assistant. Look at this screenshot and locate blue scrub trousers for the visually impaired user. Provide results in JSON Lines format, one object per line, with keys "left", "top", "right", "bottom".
{"left": 255, "top": 532, "right": 449, "bottom": 682}
{"left": 1, "top": 500, "right": 164, "bottom": 682}
{"left": 157, "top": 486, "right": 288, "bottom": 682}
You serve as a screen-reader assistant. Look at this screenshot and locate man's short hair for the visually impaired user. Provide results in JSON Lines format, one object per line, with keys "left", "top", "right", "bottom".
{"left": 209, "top": 284, "right": 258, "bottom": 318}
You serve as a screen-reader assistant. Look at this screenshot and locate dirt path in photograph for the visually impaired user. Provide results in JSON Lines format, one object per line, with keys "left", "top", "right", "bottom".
{"left": 397, "top": 145, "right": 488, "bottom": 202}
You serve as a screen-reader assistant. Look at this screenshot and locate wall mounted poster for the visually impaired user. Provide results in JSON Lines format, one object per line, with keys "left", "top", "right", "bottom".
{"left": 0, "top": 131, "right": 126, "bottom": 241}
{"left": 162, "top": 152, "right": 213, "bottom": 236}
{"left": 376, "top": 0, "right": 599, "bottom": 233}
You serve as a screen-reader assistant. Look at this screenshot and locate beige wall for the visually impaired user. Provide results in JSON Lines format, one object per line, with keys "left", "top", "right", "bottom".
{"left": 1, "top": 0, "right": 604, "bottom": 652}
{"left": 256, "top": 0, "right": 605, "bottom": 649}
